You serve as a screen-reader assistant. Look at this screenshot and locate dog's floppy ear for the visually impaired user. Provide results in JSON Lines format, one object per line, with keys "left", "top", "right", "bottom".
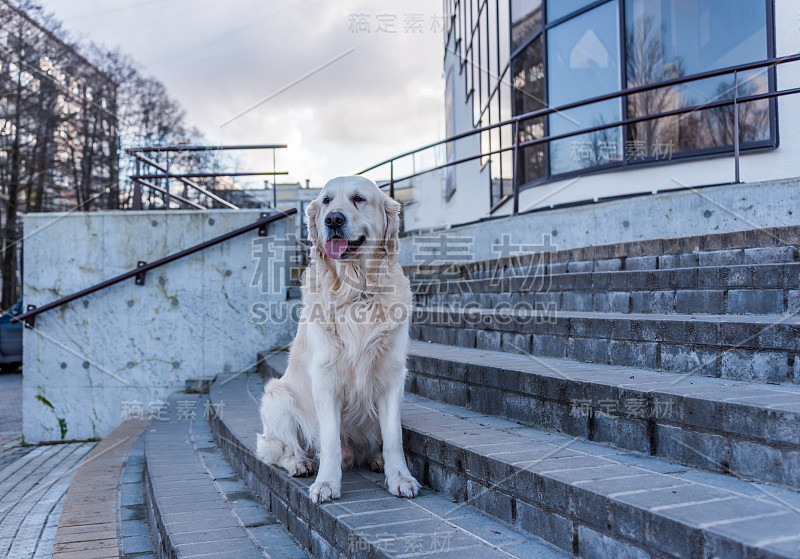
{"left": 305, "top": 198, "right": 320, "bottom": 245}
{"left": 382, "top": 194, "right": 401, "bottom": 255}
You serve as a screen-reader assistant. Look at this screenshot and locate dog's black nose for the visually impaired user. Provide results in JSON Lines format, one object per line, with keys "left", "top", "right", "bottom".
{"left": 325, "top": 212, "right": 346, "bottom": 228}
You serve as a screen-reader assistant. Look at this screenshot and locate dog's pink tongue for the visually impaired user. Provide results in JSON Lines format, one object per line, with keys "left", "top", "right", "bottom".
{"left": 324, "top": 239, "right": 349, "bottom": 259}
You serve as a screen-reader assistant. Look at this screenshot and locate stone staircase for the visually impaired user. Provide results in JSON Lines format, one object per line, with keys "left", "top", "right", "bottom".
{"left": 55, "top": 225, "right": 800, "bottom": 558}
{"left": 409, "top": 227, "right": 800, "bottom": 385}
{"left": 143, "top": 393, "right": 311, "bottom": 559}
{"left": 210, "top": 371, "right": 568, "bottom": 558}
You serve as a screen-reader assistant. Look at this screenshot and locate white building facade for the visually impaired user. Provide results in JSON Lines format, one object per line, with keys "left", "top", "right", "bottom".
{"left": 402, "top": 0, "right": 800, "bottom": 232}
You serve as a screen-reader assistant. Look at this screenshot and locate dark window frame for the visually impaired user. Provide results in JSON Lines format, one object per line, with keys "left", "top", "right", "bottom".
{"left": 509, "top": 0, "right": 778, "bottom": 190}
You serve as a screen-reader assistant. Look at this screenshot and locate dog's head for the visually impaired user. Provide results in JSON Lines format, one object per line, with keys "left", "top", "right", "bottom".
{"left": 305, "top": 176, "right": 400, "bottom": 264}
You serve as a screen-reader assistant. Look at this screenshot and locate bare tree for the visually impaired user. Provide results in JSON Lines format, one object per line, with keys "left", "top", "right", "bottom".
{"left": 0, "top": 0, "right": 246, "bottom": 305}
{"left": 0, "top": 0, "right": 119, "bottom": 307}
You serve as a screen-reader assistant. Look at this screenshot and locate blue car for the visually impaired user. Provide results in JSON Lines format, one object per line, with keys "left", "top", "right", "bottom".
{"left": 0, "top": 299, "right": 22, "bottom": 371}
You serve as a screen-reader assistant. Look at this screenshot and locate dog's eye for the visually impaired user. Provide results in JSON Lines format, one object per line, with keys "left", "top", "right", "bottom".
{"left": 353, "top": 194, "right": 364, "bottom": 203}
{"left": 322, "top": 196, "right": 331, "bottom": 204}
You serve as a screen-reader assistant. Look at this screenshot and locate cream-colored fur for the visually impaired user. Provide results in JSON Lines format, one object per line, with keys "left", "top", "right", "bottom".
{"left": 257, "top": 176, "right": 420, "bottom": 504}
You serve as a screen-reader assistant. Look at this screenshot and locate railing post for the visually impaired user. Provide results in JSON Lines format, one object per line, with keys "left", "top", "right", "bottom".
{"left": 164, "top": 153, "right": 171, "bottom": 208}
{"left": 133, "top": 158, "right": 142, "bottom": 210}
{"left": 271, "top": 147, "right": 277, "bottom": 209}
{"left": 296, "top": 201, "right": 303, "bottom": 243}
{"left": 24, "top": 305, "right": 36, "bottom": 329}
{"left": 733, "top": 70, "right": 740, "bottom": 184}
{"left": 135, "top": 262, "right": 147, "bottom": 285}
{"left": 389, "top": 160, "right": 395, "bottom": 199}
{"left": 258, "top": 212, "right": 270, "bottom": 237}
{"left": 512, "top": 119, "right": 521, "bottom": 216}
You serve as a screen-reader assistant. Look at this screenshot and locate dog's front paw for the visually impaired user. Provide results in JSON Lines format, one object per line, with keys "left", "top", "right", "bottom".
{"left": 386, "top": 476, "right": 420, "bottom": 498}
{"left": 309, "top": 480, "right": 341, "bottom": 504}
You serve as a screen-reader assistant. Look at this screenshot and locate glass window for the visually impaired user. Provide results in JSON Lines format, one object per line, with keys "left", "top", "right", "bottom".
{"left": 445, "top": 0, "right": 454, "bottom": 40}
{"left": 499, "top": 81, "right": 514, "bottom": 198}
{"left": 479, "top": 8, "right": 489, "bottom": 117}
{"left": 488, "top": 5, "right": 498, "bottom": 90}
{"left": 455, "top": 2, "right": 463, "bottom": 59}
{"left": 547, "top": 0, "right": 622, "bottom": 175}
{"left": 512, "top": 36, "right": 546, "bottom": 185}
{"left": 511, "top": 0, "right": 543, "bottom": 51}
{"left": 547, "top": 0, "right": 598, "bottom": 23}
{"left": 498, "top": 0, "right": 511, "bottom": 71}
{"left": 625, "top": 0, "right": 770, "bottom": 160}
{"left": 465, "top": 44, "right": 473, "bottom": 99}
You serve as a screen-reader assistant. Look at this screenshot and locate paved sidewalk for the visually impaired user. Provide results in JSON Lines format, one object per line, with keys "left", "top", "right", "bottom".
{"left": 0, "top": 373, "right": 99, "bottom": 558}
{"left": 0, "top": 373, "right": 25, "bottom": 466}
{"left": 0, "top": 442, "right": 96, "bottom": 558}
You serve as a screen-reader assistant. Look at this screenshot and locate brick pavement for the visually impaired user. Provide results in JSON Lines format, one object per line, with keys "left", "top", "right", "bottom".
{"left": 0, "top": 372, "right": 25, "bottom": 463}
{"left": 1, "top": 373, "right": 153, "bottom": 559}
{"left": 53, "top": 418, "right": 149, "bottom": 559}
{"left": 1, "top": 371, "right": 91, "bottom": 559}
{"left": 0, "top": 442, "right": 95, "bottom": 558}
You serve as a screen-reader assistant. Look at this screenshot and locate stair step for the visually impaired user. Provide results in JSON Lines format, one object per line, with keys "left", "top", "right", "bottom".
{"left": 401, "top": 340, "right": 800, "bottom": 488}
{"left": 209, "top": 373, "right": 571, "bottom": 559}
{"left": 404, "top": 226, "right": 800, "bottom": 283}
{"left": 413, "top": 262, "right": 800, "bottom": 316}
{"left": 400, "top": 393, "right": 800, "bottom": 559}
{"left": 144, "top": 393, "right": 310, "bottom": 559}
{"left": 412, "top": 307, "right": 800, "bottom": 384}
{"left": 260, "top": 353, "right": 800, "bottom": 558}
{"left": 119, "top": 431, "right": 156, "bottom": 559}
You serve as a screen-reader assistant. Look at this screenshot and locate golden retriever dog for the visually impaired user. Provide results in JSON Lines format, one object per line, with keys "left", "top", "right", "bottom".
{"left": 256, "top": 175, "right": 420, "bottom": 504}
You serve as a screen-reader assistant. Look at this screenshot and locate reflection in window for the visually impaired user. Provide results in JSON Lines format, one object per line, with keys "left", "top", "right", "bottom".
{"left": 547, "top": 0, "right": 598, "bottom": 24}
{"left": 625, "top": 0, "right": 770, "bottom": 160}
{"left": 547, "top": 1, "right": 622, "bottom": 175}
{"left": 512, "top": 36, "right": 546, "bottom": 185}
{"left": 511, "top": 0, "right": 543, "bottom": 51}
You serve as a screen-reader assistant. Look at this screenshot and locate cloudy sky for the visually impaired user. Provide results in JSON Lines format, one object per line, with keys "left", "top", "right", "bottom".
{"left": 40, "top": 0, "right": 446, "bottom": 186}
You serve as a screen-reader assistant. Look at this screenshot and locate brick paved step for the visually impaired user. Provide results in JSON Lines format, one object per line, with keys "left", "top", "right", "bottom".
{"left": 404, "top": 226, "right": 800, "bottom": 284}
{"left": 411, "top": 307, "right": 800, "bottom": 384}
{"left": 48, "top": 419, "right": 148, "bottom": 559}
{"left": 210, "top": 373, "right": 570, "bottom": 559}
{"left": 413, "top": 262, "right": 800, "bottom": 316}
{"left": 401, "top": 341, "right": 800, "bottom": 488}
{"left": 143, "top": 392, "right": 311, "bottom": 559}
{"left": 259, "top": 352, "right": 800, "bottom": 559}
{"left": 119, "top": 433, "right": 156, "bottom": 559}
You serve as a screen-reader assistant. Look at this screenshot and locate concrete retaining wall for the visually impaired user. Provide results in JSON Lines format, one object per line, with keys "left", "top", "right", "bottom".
{"left": 22, "top": 209, "right": 299, "bottom": 443}
{"left": 399, "top": 178, "right": 800, "bottom": 265}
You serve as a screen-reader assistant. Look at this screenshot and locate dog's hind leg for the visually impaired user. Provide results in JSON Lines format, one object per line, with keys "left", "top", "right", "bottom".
{"left": 257, "top": 379, "right": 314, "bottom": 477}
{"left": 341, "top": 446, "right": 355, "bottom": 469}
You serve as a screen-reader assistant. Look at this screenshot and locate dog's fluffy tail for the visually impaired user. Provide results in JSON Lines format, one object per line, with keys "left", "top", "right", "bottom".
{"left": 257, "top": 378, "right": 314, "bottom": 477}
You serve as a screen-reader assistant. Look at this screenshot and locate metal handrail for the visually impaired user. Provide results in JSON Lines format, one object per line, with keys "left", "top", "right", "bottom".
{"left": 379, "top": 85, "right": 800, "bottom": 190}
{"left": 134, "top": 178, "right": 206, "bottom": 210}
{"left": 13, "top": 208, "right": 298, "bottom": 328}
{"left": 127, "top": 144, "right": 290, "bottom": 211}
{"left": 131, "top": 152, "right": 239, "bottom": 210}
{"left": 125, "top": 144, "right": 288, "bottom": 153}
{"left": 130, "top": 172, "right": 290, "bottom": 180}
{"left": 359, "top": 53, "right": 800, "bottom": 211}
